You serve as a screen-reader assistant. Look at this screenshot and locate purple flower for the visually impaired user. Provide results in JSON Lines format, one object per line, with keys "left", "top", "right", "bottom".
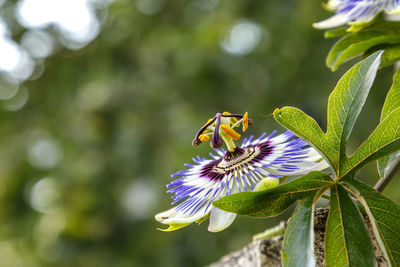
{"left": 314, "top": 0, "right": 400, "bottom": 29}
{"left": 155, "top": 112, "right": 328, "bottom": 232}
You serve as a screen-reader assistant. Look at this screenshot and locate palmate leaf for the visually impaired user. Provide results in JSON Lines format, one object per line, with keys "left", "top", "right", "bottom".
{"left": 271, "top": 51, "right": 400, "bottom": 264}
{"left": 326, "top": 50, "right": 382, "bottom": 171}
{"left": 213, "top": 172, "right": 332, "bottom": 217}
{"left": 214, "top": 50, "right": 400, "bottom": 266}
{"left": 343, "top": 179, "right": 400, "bottom": 267}
{"left": 377, "top": 68, "right": 400, "bottom": 178}
{"left": 282, "top": 193, "right": 316, "bottom": 267}
{"left": 325, "top": 184, "right": 374, "bottom": 267}
{"left": 274, "top": 51, "right": 382, "bottom": 176}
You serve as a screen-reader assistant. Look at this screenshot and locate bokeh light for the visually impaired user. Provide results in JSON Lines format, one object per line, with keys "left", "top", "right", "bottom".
{"left": 220, "top": 20, "right": 264, "bottom": 56}
{"left": 28, "top": 138, "right": 62, "bottom": 170}
{"left": 30, "top": 177, "right": 61, "bottom": 214}
{"left": 120, "top": 179, "right": 159, "bottom": 220}
{"left": 16, "top": 0, "right": 101, "bottom": 46}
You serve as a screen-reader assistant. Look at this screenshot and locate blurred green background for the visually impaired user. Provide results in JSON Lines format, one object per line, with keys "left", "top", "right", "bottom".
{"left": 0, "top": 0, "right": 398, "bottom": 266}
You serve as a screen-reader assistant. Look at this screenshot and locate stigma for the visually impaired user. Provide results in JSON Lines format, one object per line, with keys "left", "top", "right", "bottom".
{"left": 192, "top": 112, "right": 253, "bottom": 152}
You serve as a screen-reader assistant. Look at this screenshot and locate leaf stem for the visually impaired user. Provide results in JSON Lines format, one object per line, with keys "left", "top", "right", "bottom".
{"left": 252, "top": 221, "right": 286, "bottom": 241}
{"left": 374, "top": 157, "right": 400, "bottom": 192}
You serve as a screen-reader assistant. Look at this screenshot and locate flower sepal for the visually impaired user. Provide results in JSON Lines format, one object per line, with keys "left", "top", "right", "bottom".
{"left": 157, "top": 223, "right": 192, "bottom": 232}
{"left": 254, "top": 177, "right": 280, "bottom": 192}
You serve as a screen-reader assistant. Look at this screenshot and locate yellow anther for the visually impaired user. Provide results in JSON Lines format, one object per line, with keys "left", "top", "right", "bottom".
{"left": 243, "top": 112, "right": 249, "bottom": 132}
{"left": 223, "top": 111, "right": 238, "bottom": 124}
{"left": 199, "top": 134, "right": 210, "bottom": 142}
{"left": 220, "top": 124, "right": 241, "bottom": 140}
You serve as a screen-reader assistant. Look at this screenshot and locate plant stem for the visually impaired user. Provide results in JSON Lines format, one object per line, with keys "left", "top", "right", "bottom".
{"left": 252, "top": 221, "right": 286, "bottom": 241}
{"left": 374, "top": 158, "right": 400, "bottom": 192}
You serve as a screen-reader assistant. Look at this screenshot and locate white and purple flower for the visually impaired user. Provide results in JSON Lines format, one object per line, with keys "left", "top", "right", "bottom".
{"left": 155, "top": 112, "right": 328, "bottom": 232}
{"left": 313, "top": 0, "right": 400, "bottom": 29}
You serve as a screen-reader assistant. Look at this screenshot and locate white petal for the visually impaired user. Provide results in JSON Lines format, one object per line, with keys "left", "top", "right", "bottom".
{"left": 208, "top": 207, "right": 237, "bottom": 232}
{"left": 155, "top": 205, "right": 210, "bottom": 224}
{"left": 313, "top": 14, "right": 351, "bottom": 29}
{"left": 387, "top": 6, "right": 400, "bottom": 14}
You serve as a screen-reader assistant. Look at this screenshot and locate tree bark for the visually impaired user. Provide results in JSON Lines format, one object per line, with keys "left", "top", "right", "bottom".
{"left": 209, "top": 208, "right": 388, "bottom": 267}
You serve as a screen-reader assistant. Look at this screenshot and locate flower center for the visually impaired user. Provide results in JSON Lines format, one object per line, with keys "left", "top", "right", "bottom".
{"left": 192, "top": 112, "right": 253, "bottom": 152}
{"left": 216, "top": 147, "right": 257, "bottom": 173}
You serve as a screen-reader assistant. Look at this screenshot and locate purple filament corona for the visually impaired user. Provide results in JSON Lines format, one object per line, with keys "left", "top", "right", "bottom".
{"left": 167, "top": 131, "right": 319, "bottom": 215}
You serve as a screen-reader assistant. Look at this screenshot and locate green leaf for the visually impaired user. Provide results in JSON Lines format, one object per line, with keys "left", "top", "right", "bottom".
{"left": 273, "top": 107, "right": 333, "bottom": 169}
{"left": 274, "top": 52, "right": 383, "bottom": 176}
{"left": 329, "top": 34, "right": 400, "bottom": 71}
{"left": 326, "top": 51, "right": 382, "bottom": 172}
{"left": 282, "top": 193, "right": 316, "bottom": 267}
{"left": 325, "top": 184, "right": 374, "bottom": 267}
{"left": 370, "top": 44, "right": 400, "bottom": 68}
{"left": 326, "top": 19, "right": 400, "bottom": 70}
{"left": 341, "top": 106, "right": 400, "bottom": 176}
{"left": 213, "top": 171, "right": 332, "bottom": 217}
{"left": 343, "top": 179, "right": 400, "bottom": 267}
{"left": 324, "top": 27, "right": 348, "bottom": 38}
{"left": 378, "top": 68, "right": 400, "bottom": 177}
{"left": 327, "top": 31, "right": 397, "bottom": 70}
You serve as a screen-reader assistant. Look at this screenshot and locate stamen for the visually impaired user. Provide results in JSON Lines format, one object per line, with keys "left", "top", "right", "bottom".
{"left": 221, "top": 113, "right": 244, "bottom": 119}
{"left": 220, "top": 125, "right": 241, "bottom": 140}
{"left": 223, "top": 111, "right": 238, "bottom": 124}
{"left": 193, "top": 115, "right": 217, "bottom": 146}
{"left": 193, "top": 112, "right": 253, "bottom": 148}
{"left": 243, "top": 112, "right": 249, "bottom": 132}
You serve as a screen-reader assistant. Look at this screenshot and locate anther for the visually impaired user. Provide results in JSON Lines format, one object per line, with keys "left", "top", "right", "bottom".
{"left": 243, "top": 112, "right": 249, "bottom": 132}
{"left": 193, "top": 116, "right": 217, "bottom": 144}
{"left": 220, "top": 125, "right": 241, "bottom": 140}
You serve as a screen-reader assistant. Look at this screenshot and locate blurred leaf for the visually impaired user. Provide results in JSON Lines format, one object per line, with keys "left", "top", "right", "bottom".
{"left": 282, "top": 193, "right": 316, "bottom": 267}
{"left": 213, "top": 172, "right": 332, "bottom": 217}
{"left": 326, "top": 19, "right": 400, "bottom": 70}
{"left": 324, "top": 27, "right": 348, "bottom": 38}
{"left": 343, "top": 179, "right": 400, "bottom": 267}
{"left": 325, "top": 184, "right": 374, "bottom": 267}
{"left": 367, "top": 44, "right": 400, "bottom": 68}
{"left": 327, "top": 31, "right": 398, "bottom": 71}
{"left": 378, "top": 68, "right": 400, "bottom": 177}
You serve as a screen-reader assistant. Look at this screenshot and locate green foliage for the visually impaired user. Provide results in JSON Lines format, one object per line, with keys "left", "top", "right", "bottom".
{"left": 378, "top": 68, "right": 400, "bottom": 177}
{"left": 325, "top": 185, "right": 374, "bottom": 267}
{"left": 282, "top": 193, "right": 316, "bottom": 267}
{"left": 215, "top": 51, "right": 400, "bottom": 265}
{"left": 326, "top": 20, "right": 400, "bottom": 71}
{"left": 213, "top": 172, "right": 332, "bottom": 217}
{"left": 343, "top": 179, "right": 400, "bottom": 267}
